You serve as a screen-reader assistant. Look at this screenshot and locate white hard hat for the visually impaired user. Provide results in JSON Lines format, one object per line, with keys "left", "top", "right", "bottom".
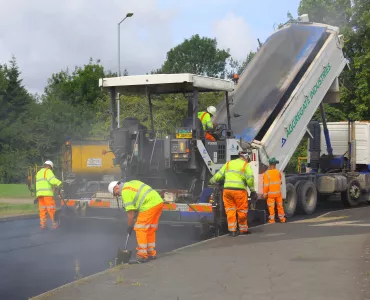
{"left": 108, "top": 181, "right": 119, "bottom": 195}
{"left": 239, "top": 151, "right": 251, "bottom": 160}
{"left": 44, "top": 160, "right": 54, "bottom": 169}
{"left": 207, "top": 106, "right": 217, "bottom": 116}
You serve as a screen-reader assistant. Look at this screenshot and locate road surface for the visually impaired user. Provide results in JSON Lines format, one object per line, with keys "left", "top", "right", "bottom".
{"left": 0, "top": 218, "right": 200, "bottom": 300}
{"left": 0, "top": 197, "right": 366, "bottom": 300}
{"left": 31, "top": 205, "right": 370, "bottom": 300}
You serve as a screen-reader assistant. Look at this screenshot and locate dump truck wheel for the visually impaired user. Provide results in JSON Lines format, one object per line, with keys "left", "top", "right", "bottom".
{"left": 283, "top": 183, "right": 297, "bottom": 218}
{"left": 297, "top": 180, "right": 317, "bottom": 215}
{"left": 341, "top": 179, "right": 361, "bottom": 207}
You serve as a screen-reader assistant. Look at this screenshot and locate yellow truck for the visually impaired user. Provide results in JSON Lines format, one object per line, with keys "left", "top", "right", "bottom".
{"left": 61, "top": 139, "right": 120, "bottom": 197}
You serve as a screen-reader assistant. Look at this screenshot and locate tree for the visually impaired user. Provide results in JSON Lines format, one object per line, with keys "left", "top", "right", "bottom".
{"left": 44, "top": 58, "right": 105, "bottom": 106}
{"left": 298, "top": 0, "right": 351, "bottom": 27}
{"left": 228, "top": 51, "right": 257, "bottom": 78}
{"left": 340, "top": 0, "right": 370, "bottom": 120}
{"left": 157, "top": 34, "right": 231, "bottom": 78}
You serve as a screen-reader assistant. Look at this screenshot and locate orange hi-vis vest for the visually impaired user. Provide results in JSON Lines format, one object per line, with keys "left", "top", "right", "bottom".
{"left": 263, "top": 169, "right": 282, "bottom": 198}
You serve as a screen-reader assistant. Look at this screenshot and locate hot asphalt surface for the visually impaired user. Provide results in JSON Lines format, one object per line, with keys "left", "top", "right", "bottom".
{"left": 0, "top": 218, "right": 201, "bottom": 300}
{"left": 0, "top": 197, "right": 368, "bottom": 300}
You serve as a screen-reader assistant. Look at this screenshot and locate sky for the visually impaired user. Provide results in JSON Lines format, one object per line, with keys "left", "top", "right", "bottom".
{"left": 0, "top": 0, "right": 301, "bottom": 94}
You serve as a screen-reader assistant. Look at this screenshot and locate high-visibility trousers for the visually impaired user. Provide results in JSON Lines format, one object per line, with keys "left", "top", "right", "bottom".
{"left": 223, "top": 189, "right": 248, "bottom": 232}
{"left": 205, "top": 132, "right": 216, "bottom": 141}
{"left": 38, "top": 196, "right": 56, "bottom": 228}
{"left": 134, "top": 202, "right": 164, "bottom": 260}
{"left": 267, "top": 196, "right": 286, "bottom": 223}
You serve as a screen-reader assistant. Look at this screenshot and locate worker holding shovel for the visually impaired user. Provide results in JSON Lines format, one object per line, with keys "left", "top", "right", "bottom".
{"left": 108, "top": 180, "right": 164, "bottom": 263}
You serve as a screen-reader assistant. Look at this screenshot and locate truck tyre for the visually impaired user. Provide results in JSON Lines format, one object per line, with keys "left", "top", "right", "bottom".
{"left": 283, "top": 183, "right": 297, "bottom": 217}
{"left": 297, "top": 180, "right": 317, "bottom": 215}
{"left": 341, "top": 179, "right": 361, "bottom": 207}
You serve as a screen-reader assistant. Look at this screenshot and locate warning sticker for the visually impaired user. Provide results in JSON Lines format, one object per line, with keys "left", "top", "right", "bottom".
{"left": 87, "top": 158, "right": 102, "bottom": 167}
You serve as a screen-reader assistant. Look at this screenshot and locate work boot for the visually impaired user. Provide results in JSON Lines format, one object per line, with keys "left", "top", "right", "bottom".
{"left": 229, "top": 231, "right": 238, "bottom": 237}
{"left": 268, "top": 220, "right": 275, "bottom": 224}
{"left": 148, "top": 256, "right": 157, "bottom": 261}
{"left": 280, "top": 218, "right": 287, "bottom": 223}
{"left": 129, "top": 257, "right": 148, "bottom": 264}
{"left": 52, "top": 221, "right": 60, "bottom": 229}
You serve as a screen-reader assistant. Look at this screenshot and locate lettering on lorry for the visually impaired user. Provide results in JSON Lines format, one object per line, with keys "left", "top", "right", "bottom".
{"left": 87, "top": 158, "right": 102, "bottom": 167}
{"left": 282, "top": 63, "right": 331, "bottom": 147}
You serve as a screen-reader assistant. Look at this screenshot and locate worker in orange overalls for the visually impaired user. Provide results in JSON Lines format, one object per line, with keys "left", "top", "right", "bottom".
{"left": 35, "top": 160, "right": 62, "bottom": 229}
{"left": 209, "top": 151, "right": 257, "bottom": 236}
{"left": 263, "top": 157, "right": 286, "bottom": 223}
{"left": 232, "top": 73, "right": 239, "bottom": 84}
{"left": 198, "top": 106, "right": 217, "bottom": 141}
{"left": 108, "top": 180, "right": 164, "bottom": 263}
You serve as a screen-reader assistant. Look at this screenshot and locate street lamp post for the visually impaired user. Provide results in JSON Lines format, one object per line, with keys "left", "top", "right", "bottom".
{"left": 118, "top": 12, "right": 134, "bottom": 77}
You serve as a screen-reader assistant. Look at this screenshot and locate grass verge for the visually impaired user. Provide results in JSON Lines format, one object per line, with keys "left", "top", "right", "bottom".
{"left": 0, "top": 184, "right": 32, "bottom": 199}
{"left": 0, "top": 203, "right": 38, "bottom": 217}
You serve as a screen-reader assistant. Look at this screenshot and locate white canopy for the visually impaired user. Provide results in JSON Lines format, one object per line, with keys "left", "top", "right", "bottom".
{"left": 99, "top": 73, "right": 234, "bottom": 95}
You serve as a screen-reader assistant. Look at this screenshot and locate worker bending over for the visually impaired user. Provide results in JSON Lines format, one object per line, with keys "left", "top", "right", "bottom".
{"left": 35, "top": 160, "right": 62, "bottom": 229}
{"left": 263, "top": 158, "right": 286, "bottom": 223}
{"left": 108, "top": 180, "right": 164, "bottom": 263}
{"left": 209, "top": 151, "right": 257, "bottom": 236}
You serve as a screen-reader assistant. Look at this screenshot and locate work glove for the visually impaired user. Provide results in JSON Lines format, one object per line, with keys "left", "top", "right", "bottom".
{"left": 33, "top": 198, "right": 38, "bottom": 205}
{"left": 250, "top": 191, "right": 258, "bottom": 210}
{"left": 127, "top": 225, "right": 134, "bottom": 235}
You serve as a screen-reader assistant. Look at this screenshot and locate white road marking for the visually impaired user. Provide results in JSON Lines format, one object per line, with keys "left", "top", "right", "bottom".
{"left": 311, "top": 220, "right": 370, "bottom": 227}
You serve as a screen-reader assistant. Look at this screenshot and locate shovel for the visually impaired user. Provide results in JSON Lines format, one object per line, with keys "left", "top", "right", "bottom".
{"left": 116, "top": 233, "right": 132, "bottom": 264}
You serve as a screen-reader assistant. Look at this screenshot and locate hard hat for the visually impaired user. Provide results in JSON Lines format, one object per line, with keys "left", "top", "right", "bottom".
{"left": 239, "top": 151, "right": 250, "bottom": 160}
{"left": 108, "top": 181, "right": 119, "bottom": 195}
{"left": 207, "top": 106, "right": 217, "bottom": 116}
{"left": 268, "top": 157, "right": 279, "bottom": 165}
{"left": 44, "top": 160, "right": 54, "bottom": 169}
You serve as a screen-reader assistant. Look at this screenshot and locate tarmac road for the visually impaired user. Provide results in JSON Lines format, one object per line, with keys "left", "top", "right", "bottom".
{"left": 0, "top": 196, "right": 366, "bottom": 300}
{"left": 31, "top": 203, "right": 370, "bottom": 300}
{"left": 0, "top": 217, "right": 201, "bottom": 300}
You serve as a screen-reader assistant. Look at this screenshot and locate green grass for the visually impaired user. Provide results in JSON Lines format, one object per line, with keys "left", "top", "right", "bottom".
{"left": 0, "top": 203, "right": 38, "bottom": 217}
{"left": 0, "top": 184, "right": 32, "bottom": 198}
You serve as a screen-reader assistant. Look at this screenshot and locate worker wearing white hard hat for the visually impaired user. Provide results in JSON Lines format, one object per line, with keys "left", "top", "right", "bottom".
{"left": 108, "top": 180, "right": 164, "bottom": 263}
{"left": 198, "top": 106, "right": 217, "bottom": 131}
{"left": 209, "top": 151, "right": 257, "bottom": 236}
{"left": 35, "top": 160, "right": 62, "bottom": 230}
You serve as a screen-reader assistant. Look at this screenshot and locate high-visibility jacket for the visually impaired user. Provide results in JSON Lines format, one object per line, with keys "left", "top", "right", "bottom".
{"left": 198, "top": 111, "right": 213, "bottom": 131}
{"left": 263, "top": 169, "right": 282, "bottom": 198}
{"left": 121, "top": 180, "right": 163, "bottom": 213}
{"left": 35, "top": 168, "right": 62, "bottom": 197}
{"left": 210, "top": 158, "right": 255, "bottom": 191}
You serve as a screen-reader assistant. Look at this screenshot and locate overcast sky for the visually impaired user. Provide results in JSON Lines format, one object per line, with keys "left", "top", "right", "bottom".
{"left": 0, "top": 0, "right": 300, "bottom": 94}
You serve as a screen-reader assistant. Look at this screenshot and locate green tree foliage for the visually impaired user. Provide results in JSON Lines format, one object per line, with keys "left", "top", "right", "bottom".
{"left": 298, "top": 0, "right": 351, "bottom": 27}
{"left": 156, "top": 34, "right": 231, "bottom": 78}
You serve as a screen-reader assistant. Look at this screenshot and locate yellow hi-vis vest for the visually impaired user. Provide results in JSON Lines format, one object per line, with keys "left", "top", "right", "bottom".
{"left": 121, "top": 180, "right": 163, "bottom": 212}
{"left": 210, "top": 158, "right": 255, "bottom": 191}
{"left": 198, "top": 111, "right": 213, "bottom": 131}
{"left": 35, "top": 168, "right": 62, "bottom": 197}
